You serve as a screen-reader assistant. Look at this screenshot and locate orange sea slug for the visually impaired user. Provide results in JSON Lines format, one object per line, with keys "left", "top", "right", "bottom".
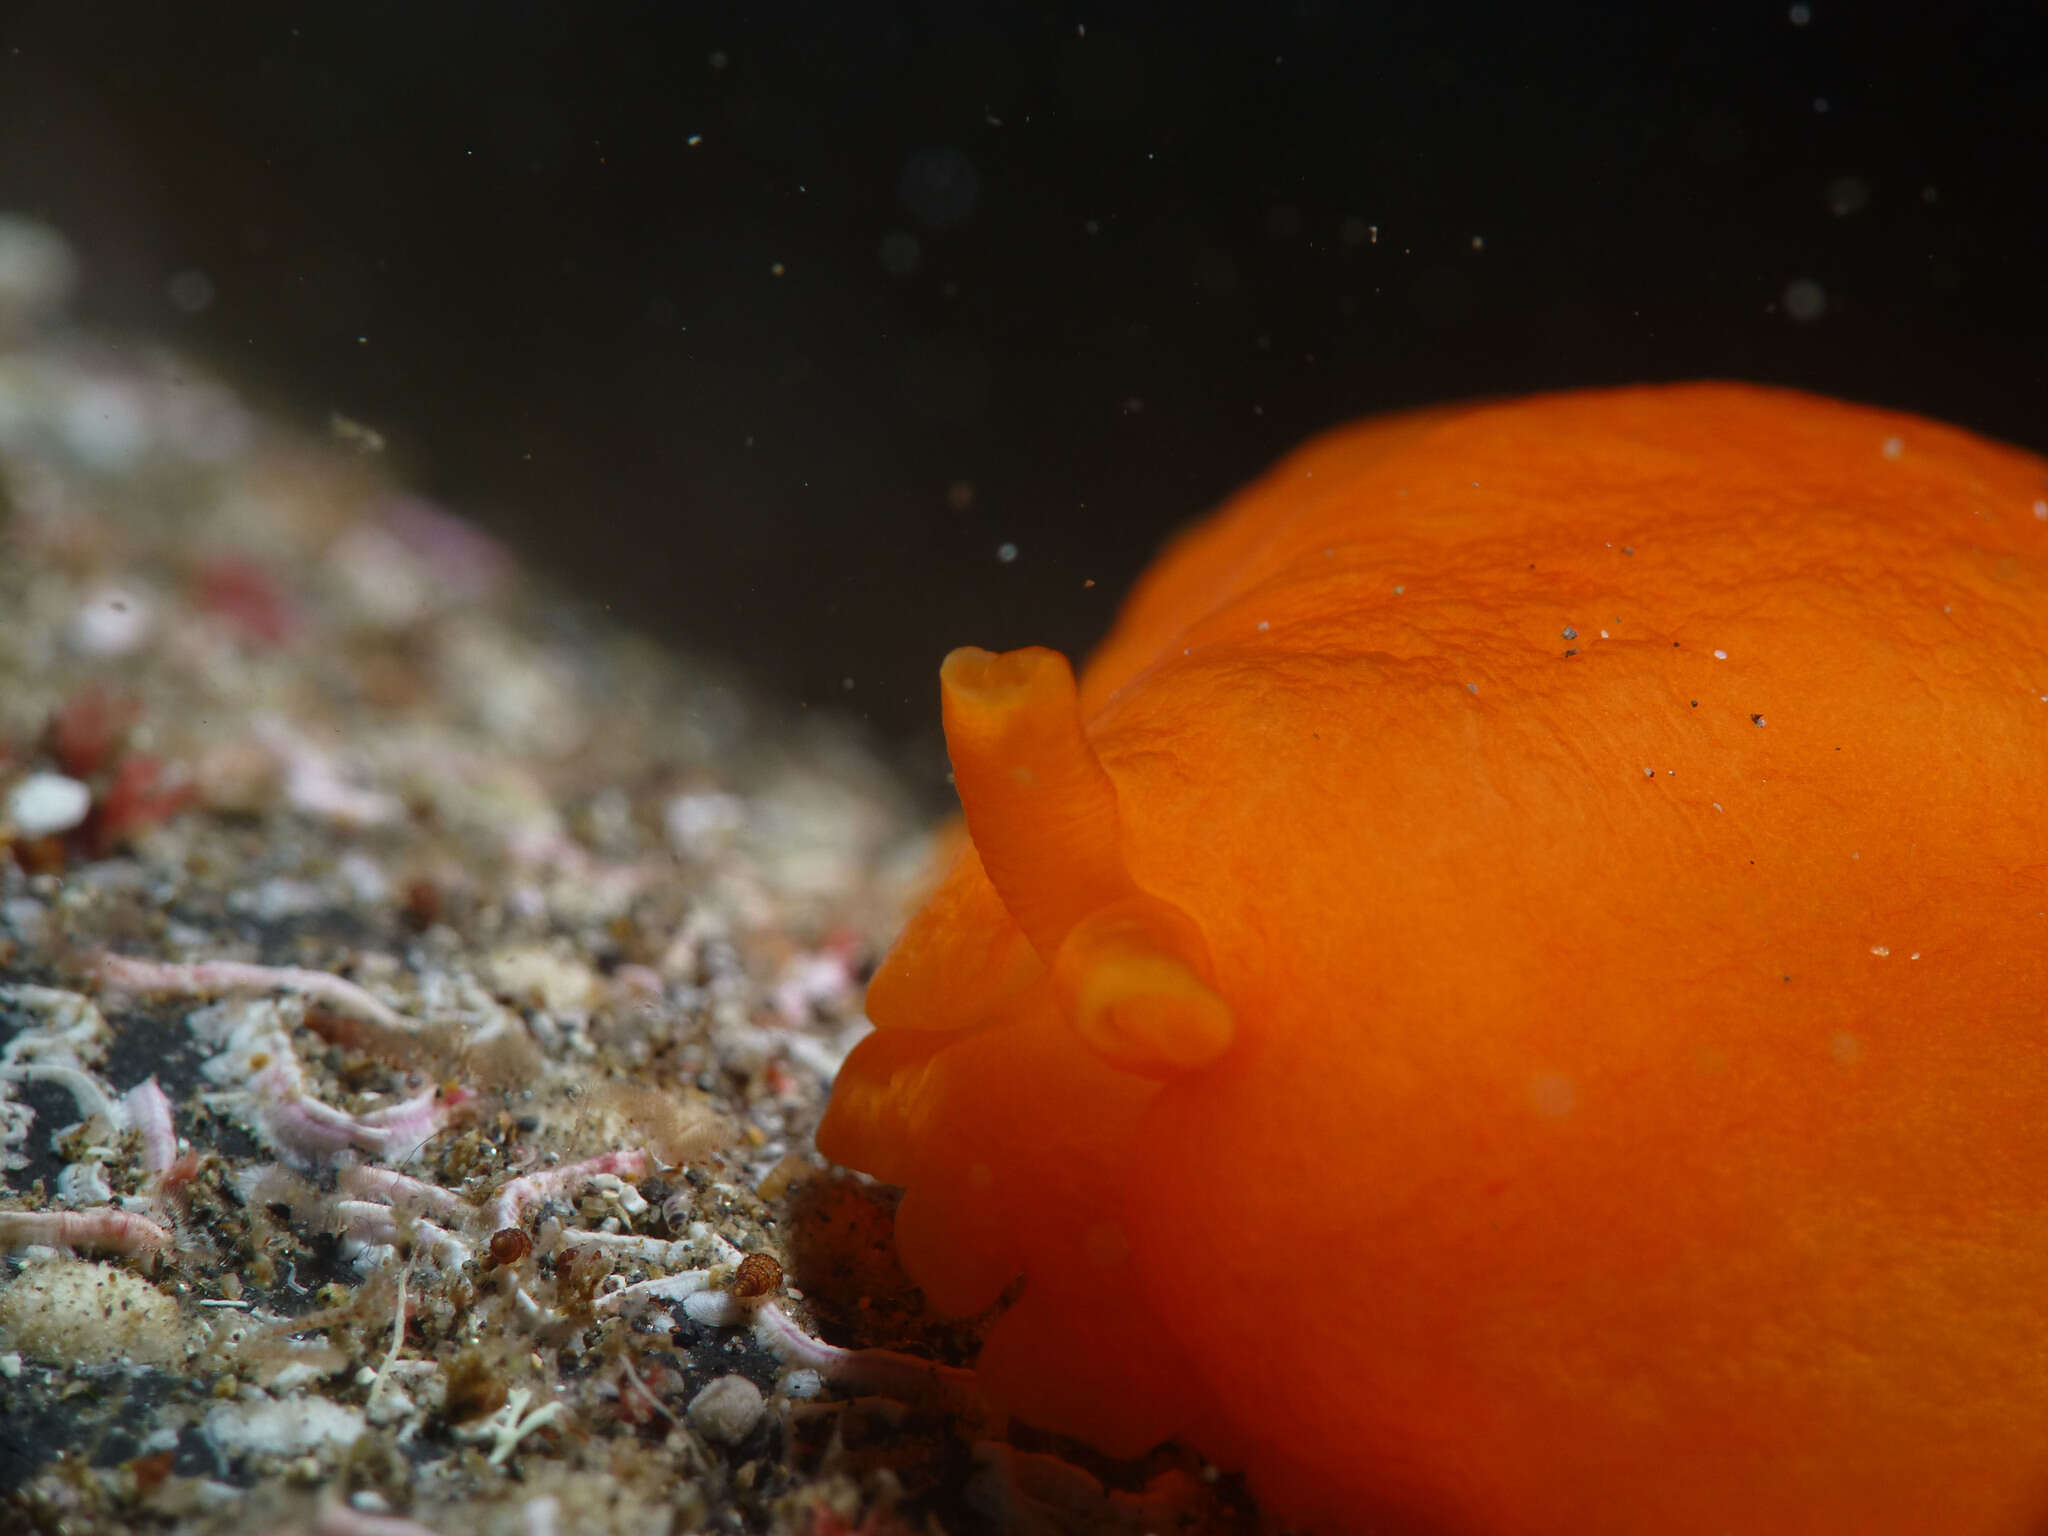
{"left": 816, "top": 383, "right": 2048, "bottom": 1534}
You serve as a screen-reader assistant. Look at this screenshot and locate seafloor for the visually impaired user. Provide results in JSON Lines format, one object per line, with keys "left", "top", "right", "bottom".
{"left": 0, "top": 222, "right": 1259, "bottom": 1536}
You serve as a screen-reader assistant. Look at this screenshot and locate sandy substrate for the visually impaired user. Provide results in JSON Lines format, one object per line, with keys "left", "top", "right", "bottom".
{"left": 0, "top": 221, "right": 1259, "bottom": 1536}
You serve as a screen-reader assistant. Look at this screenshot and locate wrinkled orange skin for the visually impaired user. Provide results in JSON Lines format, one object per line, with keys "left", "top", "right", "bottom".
{"left": 817, "top": 384, "right": 2048, "bottom": 1534}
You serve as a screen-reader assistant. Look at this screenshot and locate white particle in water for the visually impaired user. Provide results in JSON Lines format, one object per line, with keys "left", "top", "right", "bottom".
{"left": 1782, "top": 278, "right": 1827, "bottom": 322}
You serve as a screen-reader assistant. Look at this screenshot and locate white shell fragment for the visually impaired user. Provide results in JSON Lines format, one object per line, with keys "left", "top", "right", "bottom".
{"left": 5, "top": 772, "right": 91, "bottom": 838}
{"left": 686, "top": 1373, "right": 765, "bottom": 1445}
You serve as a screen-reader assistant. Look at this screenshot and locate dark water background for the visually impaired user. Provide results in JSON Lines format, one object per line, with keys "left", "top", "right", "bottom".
{"left": 2, "top": 0, "right": 2041, "bottom": 767}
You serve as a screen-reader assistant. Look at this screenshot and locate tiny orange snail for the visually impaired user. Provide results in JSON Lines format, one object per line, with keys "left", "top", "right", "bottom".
{"left": 730, "top": 1251, "right": 783, "bottom": 1299}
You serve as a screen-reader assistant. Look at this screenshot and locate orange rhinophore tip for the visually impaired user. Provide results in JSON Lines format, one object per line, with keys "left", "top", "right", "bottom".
{"left": 823, "top": 385, "right": 2048, "bottom": 1536}
{"left": 937, "top": 642, "right": 1231, "bottom": 1076}
{"left": 938, "top": 644, "right": 1130, "bottom": 955}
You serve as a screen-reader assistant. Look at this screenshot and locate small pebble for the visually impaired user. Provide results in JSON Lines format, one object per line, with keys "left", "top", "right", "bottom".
{"left": 60, "top": 380, "right": 151, "bottom": 471}
{"left": 686, "top": 1373, "right": 765, "bottom": 1445}
{"left": 0, "top": 1259, "right": 185, "bottom": 1366}
{"left": 202, "top": 1397, "right": 366, "bottom": 1457}
{"left": 67, "top": 583, "right": 154, "bottom": 656}
{"left": 5, "top": 772, "right": 91, "bottom": 837}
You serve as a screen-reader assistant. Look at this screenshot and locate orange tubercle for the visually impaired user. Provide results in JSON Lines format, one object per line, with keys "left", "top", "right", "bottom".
{"left": 1049, "top": 894, "right": 1233, "bottom": 1075}
{"left": 818, "top": 383, "right": 2048, "bottom": 1535}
